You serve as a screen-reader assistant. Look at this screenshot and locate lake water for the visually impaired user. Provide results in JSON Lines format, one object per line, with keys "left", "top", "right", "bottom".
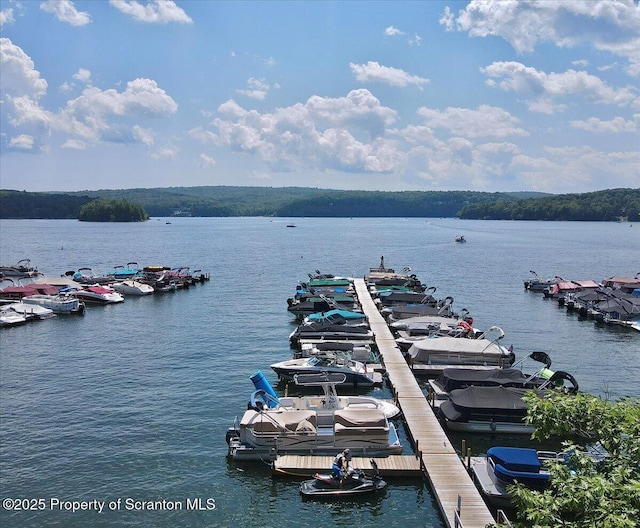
{"left": 1, "top": 217, "right": 638, "bottom": 528}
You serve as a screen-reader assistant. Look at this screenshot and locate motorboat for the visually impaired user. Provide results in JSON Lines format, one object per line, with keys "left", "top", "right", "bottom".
{"left": 111, "top": 280, "right": 154, "bottom": 296}
{"left": 406, "top": 326, "right": 516, "bottom": 368}
{"left": 248, "top": 371, "right": 400, "bottom": 419}
{"left": 287, "top": 293, "right": 361, "bottom": 321}
{"left": 427, "top": 351, "right": 556, "bottom": 402}
{"left": 523, "top": 270, "right": 556, "bottom": 292}
{"left": 226, "top": 404, "right": 402, "bottom": 462}
{"left": 271, "top": 353, "right": 383, "bottom": 388}
{"left": 438, "top": 372, "right": 578, "bottom": 434}
{"left": 295, "top": 341, "right": 375, "bottom": 363}
{"left": 65, "top": 285, "right": 125, "bottom": 304}
{"left": 108, "top": 262, "right": 140, "bottom": 280}
{"left": 304, "top": 309, "right": 367, "bottom": 324}
{"left": 289, "top": 318, "right": 373, "bottom": 347}
{"left": 381, "top": 295, "right": 457, "bottom": 320}
{"left": 392, "top": 316, "right": 478, "bottom": 351}
{"left": 67, "top": 268, "right": 112, "bottom": 285}
{"left": 0, "top": 279, "right": 60, "bottom": 303}
{"left": 22, "top": 293, "right": 84, "bottom": 314}
{"left": 0, "top": 308, "right": 27, "bottom": 327}
{"left": 6, "top": 302, "right": 55, "bottom": 320}
{"left": 0, "top": 259, "right": 41, "bottom": 279}
{"left": 470, "top": 447, "right": 562, "bottom": 508}
{"left": 300, "top": 459, "right": 387, "bottom": 498}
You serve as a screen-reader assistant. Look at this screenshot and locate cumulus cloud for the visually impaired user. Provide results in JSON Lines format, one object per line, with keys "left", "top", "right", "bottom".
{"left": 481, "top": 61, "right": 639, "bottom": 113}
{"left": 73, "top": 68, "right": 91, "bottom": 83}
{"left": 198, "top": 153, "right": 216, "bottom": 167}
{"left": 350, "top": 61, "right": 429, "bottom": 88}
{"left": 40, "top": 0, "right": 91, "bottom": 26}
{"left": 570, "top": 115, "right": 639, "bottom": 133}
{"left": 9, "top": 134, "right": 35, "bottom": 150}
{"left": 109, "top": 0, "right": 192, "bottom": 24}
{"left": 61, "top": 139, "right": 88, "bottom": 149}
{"left": 1, "top": 38, "right": 48, "bottom": 99}
{"left": 209, "top": 89, "right": 400, "bottom": 173}
{"left": 0, "top": 7, "right": 15, "bottom": 27}
{"left": 441, "top": 0, "right": 640, "bottom": 76}
{"left": 417, "top": 105, "right": 528, "bottom": 139}
{"left": 151, "top": 146, "right": 178, "bottom": 159}
{"left": 385, "top": 26, "right": 405, "bottom": 36}
{"left": 236, "top": 78, "right": 272, "bottom": 100}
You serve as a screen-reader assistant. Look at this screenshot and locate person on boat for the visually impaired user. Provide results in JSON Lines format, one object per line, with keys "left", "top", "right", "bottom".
{"left": 332, "top": 448, "right": 353, "bottom": 480}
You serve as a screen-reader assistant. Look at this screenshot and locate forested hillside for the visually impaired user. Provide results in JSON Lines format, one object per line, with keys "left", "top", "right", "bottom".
{"left": 1, "top": 186, "right": 637, "bottom": 221}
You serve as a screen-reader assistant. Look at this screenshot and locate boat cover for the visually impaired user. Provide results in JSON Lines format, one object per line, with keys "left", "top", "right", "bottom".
{"left": 447, "top": 386, "right": 529, "bottom": 412}
{"left": 487, "top": 447, "right": 541, "bottom": 473}
{"left": 408, "top": 337, "right": 514, "bottom": 366}
{"left": 436, "top": 368, "right": 530, "bottom": 392}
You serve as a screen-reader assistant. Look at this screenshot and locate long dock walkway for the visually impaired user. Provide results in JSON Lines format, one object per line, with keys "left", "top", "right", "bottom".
{"left": 353, "top": 278, "right": 495, "bottom": 528}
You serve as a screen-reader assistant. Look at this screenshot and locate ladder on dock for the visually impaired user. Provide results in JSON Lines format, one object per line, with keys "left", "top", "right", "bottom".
{"left": 353, "top": 278, "right": 496, "bottom": 528}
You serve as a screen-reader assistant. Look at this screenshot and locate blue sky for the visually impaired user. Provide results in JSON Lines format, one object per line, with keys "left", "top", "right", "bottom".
{"left": 1, "top": 0, "right": 639, "bottom": 193}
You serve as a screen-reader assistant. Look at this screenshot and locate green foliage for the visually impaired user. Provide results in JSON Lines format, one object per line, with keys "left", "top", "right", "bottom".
{"left": 78, "top": 198, "right": 148, "bottom": 222}
{"left": 458, "top": 188, "right": 640, "bottom": 221}
{"left": 0, "top": 190, "right": 93, "bottom": 219}
{"left": 505, "top": 393, "right": 640, "bottom": 527}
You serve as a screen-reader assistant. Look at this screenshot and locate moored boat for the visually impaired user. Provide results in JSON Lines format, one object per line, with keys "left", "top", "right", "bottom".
{"left": 22, "top": 293, "right": 84, "bottom": 314}
{"left": 111, "top": 280, "right": 154, "bottom": 296}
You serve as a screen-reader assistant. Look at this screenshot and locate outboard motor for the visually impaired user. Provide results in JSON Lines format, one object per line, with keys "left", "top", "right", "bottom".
{"left": 250, "top": 371, "right": 279, "bottom": 408}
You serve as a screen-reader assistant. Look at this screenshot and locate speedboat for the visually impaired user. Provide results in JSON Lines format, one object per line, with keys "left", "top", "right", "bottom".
{"left": 406, "top": 326, "right": 515, "bottom": 368}
{"left": 111, "top": 280, "right": 154, "bottom": 296}
{"left": 226, "top": 405, "right": 402, "bottom": 462}
{"left": 0, "top": 280, "right": 59, "bottom": 304}
{"left": 287, "top": 293, "right": 361, "bottom": 321}
{"left": 249, "top": 371, "right": 400, "bottom": 419}
{"left": 382, "top": 295, "right": 457, "bottom": 320}
{"left": 68, "top": 268, "right": 112, "bottom": 285}
{"left": 295, "top": 341, "right": 375, "bottom": 362}
{"left": 22, "top": 293, "right": 84, "bottom": 314}
{"left": 438, "top": 372, "right": 578, "bottom": 434}
{"left": 304, "top": 309, "right": 367, "bottom": 324}
{"left": 427, "top": 351, "right": 556, "bottom": 403}
{"left": 66, "top": 285, "right": 125, "bottom": 304}
{"left": 300, "top": 459, "right": 387, "bottom": 498}
{"left": 523, "top": 270, "right": 556, "bottom": 292}
{"left": 108, "top": 262, "right": 140, "bottom": 280}
{"left": 0, "top": 308, "right": 27, "bottom": 327}
{"left": 470, "top": 447, "right": 562, "bottom": 508}
{"left": 271, "top": 353, "right": 383, "bottom": 387}
{"left": 289, "top": 318, "right": 373, "bottom": 347}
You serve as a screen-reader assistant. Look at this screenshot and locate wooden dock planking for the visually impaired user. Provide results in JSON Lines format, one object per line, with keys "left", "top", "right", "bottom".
{"left": 353, "top": 278, "right": 495, "bottom": 528}
{"left": 273, "top": 454, "right": 422, "bottom": 477}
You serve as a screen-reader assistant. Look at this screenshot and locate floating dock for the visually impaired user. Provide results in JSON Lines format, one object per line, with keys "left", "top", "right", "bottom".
{"left": 273, "top": 454, "right": 421, "bottom": 478}
{"left": 353, "top": 278, "right": 495, "bottom": 528}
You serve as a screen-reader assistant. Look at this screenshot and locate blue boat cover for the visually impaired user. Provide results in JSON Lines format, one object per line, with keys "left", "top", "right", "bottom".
{"left": 488, "top": 447, "right": 541, "bottom": 473}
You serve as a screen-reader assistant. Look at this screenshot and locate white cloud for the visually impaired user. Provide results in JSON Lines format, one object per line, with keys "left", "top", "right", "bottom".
{"left": 40, "top": 0, "right": 91, "bottom": 26}
{"left": 350, "top": 61, "right": 429, "bottom": 88}
{"left": 1, "top": 38, "right": 48, "bottom": 99}
{"left": 385, "top": 26, "right": 405, "bottom": 36}
{"left": 236, "top": 78, "right": 271, "bottom": 100}
{"left": 132, "top": 125, "right": 154, "bottom": 145}
{"left": 188, "top": 126, "right": 219, "bottom": 145}
{"left": 481, "top": 61, "right": 639, "bottom": 113}
{"left": 109, "top": 0, "right": 192, "bottom": 24}
{"left": 416, "top": 105, "right": 528, "bottom": 139}
{"left": 198, "top": 153, "right": 216, "bottom": 167}
{"left": 0, "top": 8, "right": 15, "bottom": 28}
{"left": 570, "top": 115, "right": 639, "bottom": 133}
{"left": 61, "top": 139, "right": 88, "bottom": 149}
{"left": 443, "top": 0, "right": 640, "bottom": 76}
{"left": 9, "top": 134, "right": 35, "bottom": 150}
{"left": 73, "top": 68, "right": 91, "bottom": 83}
{"left": 151, "top": 146, "right": 178, "bottom": 159}
{"left": 209, "top": 89, "right": 400, "bottom": 173}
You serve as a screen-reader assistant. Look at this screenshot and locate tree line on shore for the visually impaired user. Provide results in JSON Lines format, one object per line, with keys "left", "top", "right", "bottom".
{"left": 0, "top": 186, "right": 637, "bottom": 222}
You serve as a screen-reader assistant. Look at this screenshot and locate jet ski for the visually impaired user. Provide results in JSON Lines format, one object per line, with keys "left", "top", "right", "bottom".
{"left": 299, "top": 460, "right": 386, "bottom": 498}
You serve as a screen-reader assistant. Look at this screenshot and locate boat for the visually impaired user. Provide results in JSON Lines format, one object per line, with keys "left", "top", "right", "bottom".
{"left": 523, "top": 270, "right": 556, "bottom": 292}
{"left": 426, "top": 351, "right": 555, "bottom": 402}
{"left": 271, "top": 352, "right": 383, "bottom": 387}
{"left": 392, "top": 315, "right": 478, "bottom": 351}
{"left": 295, "top": 341, "right": 375, "bottom": 362}
{"left": 226, "top": 402, "right": 402, "bottom": 462}
{"left": 289, "top": 317, "right": 373, "bottom": 346}
{"left": 287, "top": 293, "right": 361, "bottom": 321}
{"left": 108, "top": 262, "right": 140, "bottom": 280}
{"left": 406, "top": 326, "right": 516, "bottom": 368}
{"left": 111, "top": 280, "right": 154, "bottom": 296}
{"left": 67, "top": 268, "right": 113, "bottom": 285}
{"left": 6, "top": 302, "right": 55, "bottom": 320}
{"left": 0, "top": 308, "right": 27, "bottom": 327}
{"left": 0, "top": 259, "right": 41, "bottom": 279}
{"left": 299, "top": 459, "right": 387, "bottom": 498}
{"left": 438, "top": 372, "right": 578, "bottom": 434}
{"left": 470, "top": 447, "right": 563, "bottom": 508}
{"left": 0, "top": 280, "right": 60, "bottom": 304}
{"left": 22, "top": 293, "right": 84, "bottom": 314}
{"left": 381, "top": 295, "right": 458, "bottom": 320}
{"left": 304, "top": 309, "right": 367, "bottom": 323}
{"left": 65, "top": 285, "right": 125, "bottom": 304}
{"left": 249, "top": 371, "right": 400, "bottom": 419}
{"left": 455, "top": 235, "right": 466, "bottom": 243}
